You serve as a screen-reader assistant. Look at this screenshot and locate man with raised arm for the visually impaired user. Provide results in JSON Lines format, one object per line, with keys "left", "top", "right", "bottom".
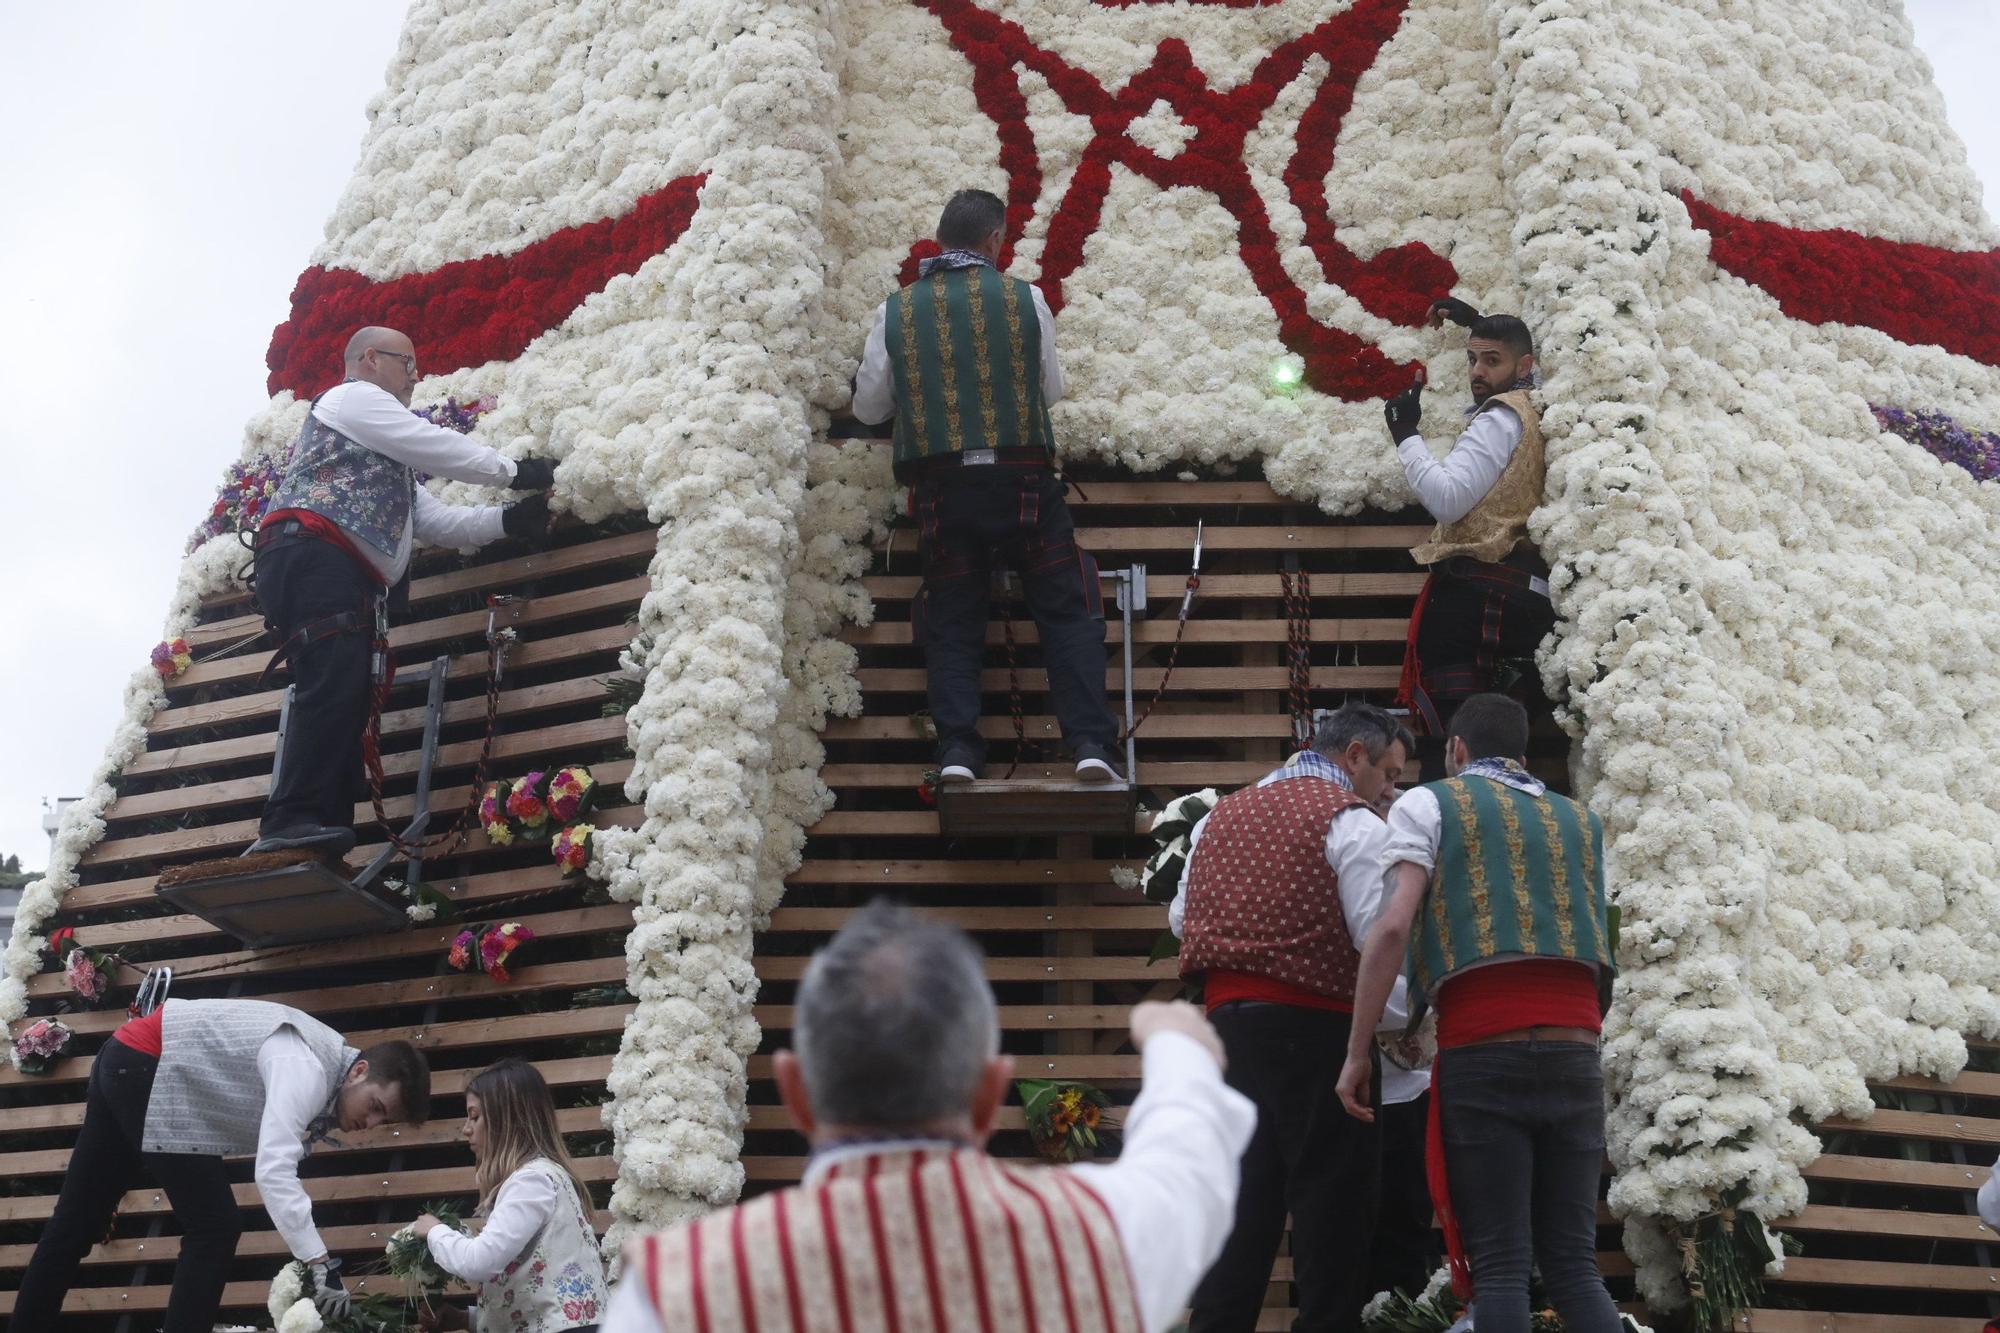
{"left": 1336, "top": 693, "right": 1620, "bottom": 1333}
{"left": 248, "top": 326, "right": 554, "bottom": 856}
{"left": 1385, "top": 303, "right": 1555, "bottom": 740}
{"left": 851, "top": 189, "right": 1123, "bottom": 785}
{"left": 604, "top": 899, "right": 1257, "bottom": 1333}
{"left": 15, "top": 997, "right": 432, "bottom": 1330}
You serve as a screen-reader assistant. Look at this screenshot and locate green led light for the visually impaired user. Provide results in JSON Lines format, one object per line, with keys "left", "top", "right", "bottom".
{"left": 1269, "top": 360, "right": 1304, "bottom": 389}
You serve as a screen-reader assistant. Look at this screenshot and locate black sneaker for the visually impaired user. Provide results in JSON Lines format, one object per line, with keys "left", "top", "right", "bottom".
{"left": 246, "top": 824, "right": 358, "bottom": 857}
{"left": 1073, "top": 744, "right": 1122, "bottom": 783}
{"left": 937, "top": 746, "right": 981, "bottom": 784}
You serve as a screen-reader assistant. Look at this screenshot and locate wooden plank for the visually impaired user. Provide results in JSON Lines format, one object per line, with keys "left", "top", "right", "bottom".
{"left": 840, "top": 618, "right": 1410, "bottom": 647}
{"left": 169, "top": 577, "right": 649, "bottom": 694}
{"left": 78, "top": 766, "right": 635, "bottom": 867}
{"left": 148, "top": 623, "right": 634, "bottom": 736}
{"left": 875, "top": 524, "right": 1428, "bottom": 554}
{"left": 105, "top": 717, "right": 630, "bottom": 823}
{"left": 852, "top": 665, "right": 1402, "bottom": 692}
{"left": 1875, "top": 1069, "right": 2000, "bottom": 1097}
{"left": 1733, "top": 1312, "right": 1988, "bottom": 1333}
{"left": 863, "top": 572, "right": 1427, "bottom": 602}
{"left": 822, "top": 713, "right": 1309, "bottom": 742}
{"left": 1819, "top": 1107, "right": 2000, "bottom": 1144}
{"left": 1803, "top": 1153, "right": 1988, "bottom": 1191}
{"left": 784, "top": 860, "right": 1131, "bottom": 886}
{"left": 185, "top": 530, "right": 657, "bottom": 650}
{"left": 124, "top": 675, "right": 616, "bottom": 780}
{"left": 820, "top": 760, "right": 1349, "bottom": 787}
{"left": 1765, "top": 1255, "right": 2000, "bottom": 1293}
{"left": 25, "top": 903, "right": 635, "bottom": 999}
{"left": 1771, "top": 1202, "right": 1995, "bottom": 1243}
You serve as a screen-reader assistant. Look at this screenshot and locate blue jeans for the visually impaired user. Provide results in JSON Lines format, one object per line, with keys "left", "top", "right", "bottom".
{"left": 1437, "top": 1040, "right": 1621, "bottom": 1333}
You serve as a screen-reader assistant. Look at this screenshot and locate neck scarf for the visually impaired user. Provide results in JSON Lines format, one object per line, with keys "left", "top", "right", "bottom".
{"left": 1458, "top": 755, "right": 1545, "bottom": 796}
{"left": 918, "top": 248, "right": 995, "bottom": 278}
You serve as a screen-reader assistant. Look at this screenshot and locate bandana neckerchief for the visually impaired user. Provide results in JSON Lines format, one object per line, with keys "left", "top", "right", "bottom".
{"left": 1269, "top": 749, "right": 1356, "bottom": 791}
{"left": 1458, "top": 755, "right": 1545, "bottom": 796}
{"left": 1463, "top": 370, "right": 1541, "bottom": 422}
{"left": 917, "top": 248, "right": 995, "bottom": 278}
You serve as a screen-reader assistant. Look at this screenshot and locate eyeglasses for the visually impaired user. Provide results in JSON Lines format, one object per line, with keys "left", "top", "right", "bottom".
{"left": 369, "top": 348, "right": 418, "bottom": 375}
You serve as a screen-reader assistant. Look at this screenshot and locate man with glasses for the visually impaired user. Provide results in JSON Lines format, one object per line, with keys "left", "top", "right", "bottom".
{"left": 248, "top": 326, "right": 554, "bottom": 856}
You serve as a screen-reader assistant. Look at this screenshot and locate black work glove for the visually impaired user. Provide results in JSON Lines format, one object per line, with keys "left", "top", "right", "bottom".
{"left": 502, "top": 491, "right": 550, "bottom": 540}
{"left": 1426, "top": 296, "right": 1481, "bottom": 329}
{"left": 1385, "top": 373, "right": 1425, "bottom": 444}
{"left": 509, "top": 457, "right": 556, "bottom": 491}
{"left": 308, "top": 1256, "right": 351, "bottom": 1318}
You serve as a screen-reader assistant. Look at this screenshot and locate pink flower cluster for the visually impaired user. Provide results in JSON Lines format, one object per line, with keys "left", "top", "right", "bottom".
{"left": 448, "top": 922, "right": 536, "bottom": 984}
{"left": 14, "top": 1018, "right": 73, "bottom": 1071}
{"left": 151, "top": 637, "right": 193, "bottom": 680}
{"left": 65, "top": 949, "right": 107, "bottom": 1003}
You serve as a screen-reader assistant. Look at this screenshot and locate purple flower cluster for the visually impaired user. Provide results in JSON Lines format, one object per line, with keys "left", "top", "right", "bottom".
{"left": 1873, "top": 404, "right": 2000, "bottom": 483}
{"left": 184, "top": 395, "right": 501, "bottom": 552}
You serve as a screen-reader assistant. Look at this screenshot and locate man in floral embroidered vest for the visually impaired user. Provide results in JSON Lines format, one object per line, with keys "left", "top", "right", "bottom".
{"left": 602, "top": 899, "right": 1256, "bottom": 1333}
{"left": 1338, "top": 694, "right": 1620, "bottom": 1333}
{"left": 851, "top": 189, "right": 1121, "bottom": 785}
{"left": 1170, "top": 701, "right": 1412, "bottom": 1333}
{"left": 1385, "top": 304, "right": 1556, "bottom": 743}
{"left": 248, "top": 326, "right": 554, "bottom": 857}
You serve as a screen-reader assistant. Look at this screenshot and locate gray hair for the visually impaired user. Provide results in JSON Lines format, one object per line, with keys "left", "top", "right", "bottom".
{"left": 1312, "top": 701, "right": 1409, "bottom": 763}
{"left": 793, "top": 899, "right": 998, "bottom": 1129}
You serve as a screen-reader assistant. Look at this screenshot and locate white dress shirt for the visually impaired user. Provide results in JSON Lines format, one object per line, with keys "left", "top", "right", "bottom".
{"left": 850, "top": 277, "right": 1065, "bottom": 426}
{"left": 598, "top": 1030, "right": 1257, "bottom": 1333}
{"left": 308, "top": 380, "right": 516, "bottom": 584}
{"left": 1167, "top": 754, "right": 1389, "bottom": 952}
{"left": 1396, "top": 401, "right": 1524, "bottom": 525}
{"left": 426, "top": 1166, "right": 564, "bottom": 1282}
{"left": 253, "top": 1030, "right": 343, "bottom": 1262}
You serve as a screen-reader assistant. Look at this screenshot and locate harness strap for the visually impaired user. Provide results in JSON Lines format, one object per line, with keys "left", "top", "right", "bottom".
{"left": 254, "top": 604, "right": 374, "bottom": 688}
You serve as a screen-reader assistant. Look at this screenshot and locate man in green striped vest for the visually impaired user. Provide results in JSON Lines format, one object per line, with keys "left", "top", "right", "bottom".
{"left": 1336, "top": 694, "right": 1621, "bottom": 1333}
{"left": 852, "top": 189, "right": 1120, "bottom": 784}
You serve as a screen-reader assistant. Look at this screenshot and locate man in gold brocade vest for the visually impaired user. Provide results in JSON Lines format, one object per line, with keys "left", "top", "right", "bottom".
{"left": 1385, "top": 305, "right": 1556, "bottom": 741}
{"left": 602, "top": 900, "right": 1257, "bottom": 1333}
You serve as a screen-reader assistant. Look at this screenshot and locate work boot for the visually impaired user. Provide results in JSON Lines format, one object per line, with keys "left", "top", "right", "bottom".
{"left": 246, "top": 824, "right": 358, "bottom": 857}
{"left": 1073, "top": 743, "right": 1122, "bottom": 784}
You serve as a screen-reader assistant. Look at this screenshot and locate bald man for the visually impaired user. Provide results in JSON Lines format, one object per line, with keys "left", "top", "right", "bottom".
{"left": 249, "top": 328, "right": 554, "bottom": 856}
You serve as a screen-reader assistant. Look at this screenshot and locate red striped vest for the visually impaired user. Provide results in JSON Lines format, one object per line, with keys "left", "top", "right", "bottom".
{"left": 625, "top": 1145, "right": 1142, "bottom": 1333}
{"left": 1177, "top": 776, "right": 1368, "bottom": 1001}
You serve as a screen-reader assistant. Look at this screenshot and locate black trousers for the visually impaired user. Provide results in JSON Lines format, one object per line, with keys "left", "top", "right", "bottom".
{"left": 254, "top": 534, "right": 377, "bottom": 837}
{"left": 1414, "top": 551, "right": 1553, "bottom": 722}
{"left": 1437, "top": 1041, "right": 1621, "bottom": 1333}
{"left": 1187, "top": 1003, "right": 1381, "bottom": 1333}
{"left": 14, "top": 1039, "right": 242, "bottom": 1332}
{"left": 911, "top": 466, "right": 1116, "bottom": 765}
{"left": 1365, "top": 1090, "right": 1436, "bottom": 1301}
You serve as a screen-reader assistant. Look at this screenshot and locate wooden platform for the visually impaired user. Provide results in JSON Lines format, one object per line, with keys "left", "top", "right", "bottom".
{"left": 154, "top": 855, "right": 408, "bottom": 949}
{"left": 936, "top": 776, "right": 1137, "bottom": 836}
{"left": 1, "top": 472, "right": 1993, "bottom": 1328}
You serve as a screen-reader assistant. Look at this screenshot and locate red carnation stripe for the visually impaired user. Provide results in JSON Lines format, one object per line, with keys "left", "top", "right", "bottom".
{"left": 1685, "top": 190, "right": 2000, "bottom": 368}
{"left": 265, "top": 174, "right": 707, "bottom": 398}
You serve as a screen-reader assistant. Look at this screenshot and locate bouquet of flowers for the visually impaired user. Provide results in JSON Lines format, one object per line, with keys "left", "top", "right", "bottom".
{"left": 385, "top": 1200, "right": 467, "bottom": 1300}
{"left": 185, "top": 455, "right": 285, "bottom": 554}
{"left": 64, "top": 947, "right": 113, "bottom": 1005}
{"left": 1138, "top": 788, "right": 1219, "bottom": 904}
{"left": 11, "top": 1018, "right": 73, "bottom": 1074}
{"left": 1361, "top": 1266, "right": 1653, "bottom": 1333}
{"left": 151, "top": 637, "right": 193, "bottom": 680}
{"left": 1017, "top": 1079, "right": 1115, "bottom": 1163}
{"left": 449, "top": 922, "right": 535, "bottom": 983}
{"left": 266, "top": 1259, "right": 406, "bottom": 1333}
{"left": 552, "top": 823, "right": 593, "bottom": 877}
{"left": 480, "top": 766, "right": 597, "bottom": 848}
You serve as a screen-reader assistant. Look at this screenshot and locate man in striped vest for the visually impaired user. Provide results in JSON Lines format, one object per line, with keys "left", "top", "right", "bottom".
{"left": 14, "top": 998, "right": 431, "bottom": 1331}
{"left": 1337, "top": 694, "right": 1620, "bottom": 1333}
{"left": 1385, "top": 305, "right": 1556, "bottom": 741}
{"left": 851, "top": 189, "right": 1122, "bottom": 785}
{"left": 1168, "top": 701, "right": 1413, "bottom": 1333}
{"left": 603, "top": 900, "right": 1257, "bottom": 1333}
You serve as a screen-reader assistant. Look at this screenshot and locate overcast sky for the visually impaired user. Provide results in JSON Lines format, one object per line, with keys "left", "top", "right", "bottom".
{"left": 0, "top": 1, "right": 1994, "bottom": 871}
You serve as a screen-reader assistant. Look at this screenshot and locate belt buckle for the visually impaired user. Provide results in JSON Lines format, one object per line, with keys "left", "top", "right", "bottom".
{"left": 962, "top": 449, "right": 997, "bottom": 466}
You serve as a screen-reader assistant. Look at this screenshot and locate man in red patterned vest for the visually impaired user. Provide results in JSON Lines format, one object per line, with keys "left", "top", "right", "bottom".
{"left": 1172, "top": 701, "right": 1413, "bottom": 1333}
{"left": 602, "top": 899, "right": 1257, "bottom": 1333}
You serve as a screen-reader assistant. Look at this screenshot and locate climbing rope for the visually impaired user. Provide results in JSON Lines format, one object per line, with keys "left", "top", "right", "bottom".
{"left": 1280, "top": 555, "right": 1313, "bottom": 751}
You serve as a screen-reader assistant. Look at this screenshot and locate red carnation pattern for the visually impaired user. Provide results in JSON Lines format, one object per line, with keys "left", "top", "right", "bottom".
{"left": 916, "top": 0, "right": 1453, "bottom": 400}
{"left": 1685, "top": 191, "right": 2000, "bottom": 368}
{"left": 265, "top": 174, "right": 707, "bottom": 399}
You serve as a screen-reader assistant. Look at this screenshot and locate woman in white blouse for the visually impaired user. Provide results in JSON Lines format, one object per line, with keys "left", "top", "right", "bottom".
{"left": 412, "top": 1060, "right": 608, "bottom": 1332}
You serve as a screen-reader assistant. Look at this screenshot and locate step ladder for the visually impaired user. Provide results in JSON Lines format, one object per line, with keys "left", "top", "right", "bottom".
{"left": 936, "top": 563, "right": 1142, "bottom": 837}
{"left": 155, "top": 654, "right": 454, "bottom": 948}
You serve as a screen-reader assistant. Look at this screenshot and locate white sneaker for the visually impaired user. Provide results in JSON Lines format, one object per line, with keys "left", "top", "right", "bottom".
{"left": 1074, "top": 756, "right": 1118, "bottom": 783}
{"left": 940, "top": 763, "right": 977, "bottom": 783}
